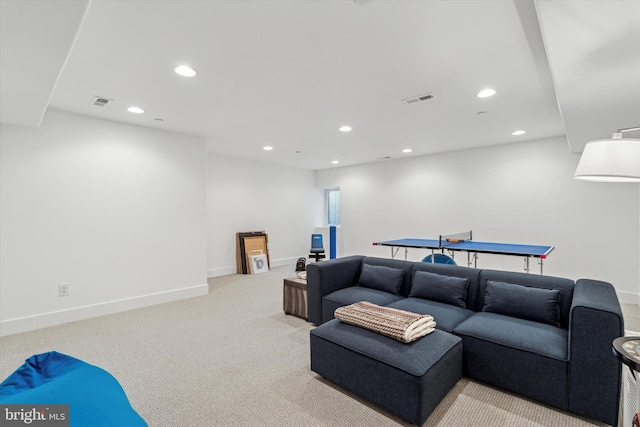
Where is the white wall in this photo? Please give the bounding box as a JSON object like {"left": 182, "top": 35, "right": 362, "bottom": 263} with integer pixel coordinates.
{"left": 316, "top": 137, "right": 640, "bottom": 302}
{"left": 0, "top": 109, "right": 208, "bottom": 335}
{"left": 207, "top": 154, "right": 323, "bottom": 276}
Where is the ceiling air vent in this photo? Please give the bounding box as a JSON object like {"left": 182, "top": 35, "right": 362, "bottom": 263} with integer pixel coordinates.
{"left": 403, "top": 93, "right": 435, "bottom": 105}
{"left": 90, "top": 96, "right": 113, "bottom": 107}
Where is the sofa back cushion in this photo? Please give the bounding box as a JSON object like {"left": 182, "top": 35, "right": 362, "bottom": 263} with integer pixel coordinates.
{"left": 361, "top": 257, "right": 415, "bottom": 296}
{"left": 409, "top": 271, "right": 469, "bottom": 308}
{"left": 412, "top": 262, "right": 482, "bottom": 310}
{"left": 358, "top": 264, "right": 404, "bottom": 295}
{"left": 479, "top": 270, "right": 574, "bottom": 328}
{"left": 482, "top": 280, "right": 562, "bottom": 327}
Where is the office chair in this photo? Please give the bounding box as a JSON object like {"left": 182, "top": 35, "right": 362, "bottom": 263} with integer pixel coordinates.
{"left": 309, "top": 234, "right": 326, "bottom": 262}
{"left": 421, "top": 253, "right": 457, "bottom": 265}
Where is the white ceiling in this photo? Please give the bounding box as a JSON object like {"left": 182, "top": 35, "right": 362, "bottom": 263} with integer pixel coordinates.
{"left": 0, "top": 0, "right": 89, "bottom": 127}
{"left": 535, "top": 0, "right": 640, "bottom": 150}
{"left": 1, "top": 0, "right": 639, "bottom": 170}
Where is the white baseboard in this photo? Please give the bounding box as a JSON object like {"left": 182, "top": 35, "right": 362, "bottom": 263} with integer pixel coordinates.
{"left": 617, "top": 291, "right": 639, "bottom": 305}
{"left": 270, "top": 257, "right": 299, "bottom": 268}
{"left": 0, "top": 283, "right": 209, "bottom": 337}
{"left": 207, "top": 266, "right": 237, "bottom": 277}
{"left": 207, "top": 257, "right": 300, "bottom": 278}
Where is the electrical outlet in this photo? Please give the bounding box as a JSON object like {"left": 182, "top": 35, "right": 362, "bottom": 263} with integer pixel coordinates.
{"left": 59, "top": 284, "right": 69, "bottom": 297}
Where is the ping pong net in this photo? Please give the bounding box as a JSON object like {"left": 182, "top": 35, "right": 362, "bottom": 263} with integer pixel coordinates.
{"left": 438, "top": 230, "right": 472, "bottom": 248}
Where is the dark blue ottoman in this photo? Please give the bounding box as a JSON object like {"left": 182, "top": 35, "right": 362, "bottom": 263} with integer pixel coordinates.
{"left": 310, "top": 319, "right": 462, "bottom": 425}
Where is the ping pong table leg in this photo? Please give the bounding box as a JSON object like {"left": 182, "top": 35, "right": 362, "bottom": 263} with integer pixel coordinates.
{"left": 524, "top": 257, "right": 546, "bottom": 274}
{"left": 390, "top": 246, "right": 407, "bottom": 260}
{"left": 466, "top": 252, "right": 478, "bottom": 268}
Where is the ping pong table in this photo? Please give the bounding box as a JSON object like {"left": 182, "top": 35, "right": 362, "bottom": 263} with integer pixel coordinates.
{"left": 372, "top": 235, "right": 554, "bottom": 274}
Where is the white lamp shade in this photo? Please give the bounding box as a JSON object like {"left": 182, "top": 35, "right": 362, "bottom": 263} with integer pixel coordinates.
{"left": 574, "top": 138, "right": 640, "bottom": 182}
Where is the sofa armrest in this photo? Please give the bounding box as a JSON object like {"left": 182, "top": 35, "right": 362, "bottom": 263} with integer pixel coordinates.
{"left": 306, "top": 255, "right": 364, "bottom": 325}
{"left": 568, "top": 279, "right": 624, "bottom": 426}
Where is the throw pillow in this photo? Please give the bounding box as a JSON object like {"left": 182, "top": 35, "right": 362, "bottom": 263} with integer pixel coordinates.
{"left": 358, "top": 263, "right": 405, "bottom": 295}
{"left": 409, "top": 270, "right": 469, "bottom": 308}
{"left": 482, "top": 280, "right": 561, "bottom": 327}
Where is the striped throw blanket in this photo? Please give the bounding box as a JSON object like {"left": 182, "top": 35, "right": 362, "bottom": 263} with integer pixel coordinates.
{"left": 334, "top": 301, "right": 436, "bottom": 343}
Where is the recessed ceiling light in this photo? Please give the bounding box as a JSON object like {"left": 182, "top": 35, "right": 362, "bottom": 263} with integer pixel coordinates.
{"left": 175, "top": 65, "right": 196, "bottom": 77}
{"left": 127, "top": 106, "right": 144, "bottom": 114}
{"left": 476, "top": 89, "right": 496, "bottom": 98}
{"left": 339, "top": 126, "right": 352, "bottom": 132}
{"left": 332, "top": 160, "right": 340, "bottom": 164}
{"left": 402, "top": 148, "right": 412, "bottom": 153}
{"left": 263, "top": 146, "right": 273, "bottom": 151}
{"left": 512, "top": 130, "right": 526, "bottom": 136}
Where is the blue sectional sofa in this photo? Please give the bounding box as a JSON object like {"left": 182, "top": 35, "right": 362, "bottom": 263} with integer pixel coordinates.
{"left": 307, "top": 255, "right": 624, "bottom": 426}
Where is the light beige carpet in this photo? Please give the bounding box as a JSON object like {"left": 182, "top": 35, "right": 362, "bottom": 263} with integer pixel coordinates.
{"left": 1, "top": 265, "right": 630, "bottom": 426}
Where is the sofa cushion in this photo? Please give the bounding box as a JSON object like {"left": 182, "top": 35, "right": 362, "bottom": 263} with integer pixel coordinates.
{"left": 312, "top": 319, "right": 462, "bottom": 376}
{"left": 454, "top": 312, "right": 568, "bottom": 360}
{"left": 386, "top": 298, "right": 474, "bottom": 333}
{"left": 358, "top": 263, "right": 404, "bottom": 295}
{"left": 363, "top": 257, "right": 415, "bottom": 297}
{"left": 322, "top": 287, "right": 404, "bottom": 324}
{"left": 453, "top": 312, "right": 569, "bottom": 409}
{"left": 409, "top": 271, "right": 469, "bottom": 308}
{"left": 478, "top": 270, "right": 574, "bottom": 328}
{"left": 482, "top": 280, "right": 561, "bottom": 327}
{"left": 412, "top": 263, "right": 482, "bottom": 311}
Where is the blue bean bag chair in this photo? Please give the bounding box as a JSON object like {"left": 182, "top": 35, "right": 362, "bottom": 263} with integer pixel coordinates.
{"left": 0, "top": 351, "right": 147, "bottom": 426}
{"left": 421, "top": 253, "right": 457, "bottom": 265}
